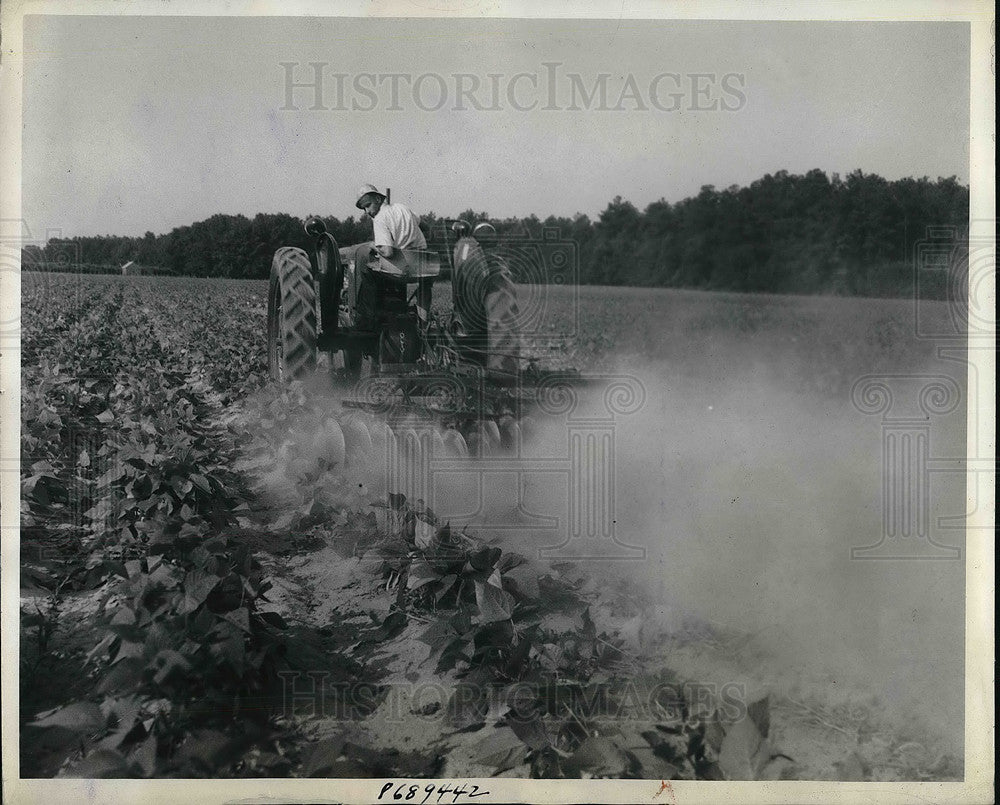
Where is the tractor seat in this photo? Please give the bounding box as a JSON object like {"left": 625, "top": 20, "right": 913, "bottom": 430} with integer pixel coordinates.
{"left": 368, "top": 249, "right": 441, "bottom": 282}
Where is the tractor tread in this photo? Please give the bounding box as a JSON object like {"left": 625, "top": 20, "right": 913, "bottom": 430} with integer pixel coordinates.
{"left": 268, "top": 247, "right": 318, "bottom": 381}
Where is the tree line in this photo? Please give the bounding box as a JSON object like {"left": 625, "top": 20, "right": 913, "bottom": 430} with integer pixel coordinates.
{"left": 22, "top": 169, "right": 968, "bottom": 297}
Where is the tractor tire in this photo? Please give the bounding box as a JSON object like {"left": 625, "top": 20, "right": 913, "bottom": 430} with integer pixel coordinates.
{"left": 268, "top": 247, "right": 317, "bottom": 382}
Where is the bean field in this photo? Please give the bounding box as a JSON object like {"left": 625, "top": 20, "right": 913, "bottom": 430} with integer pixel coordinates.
{"left": 18, "top": 272, "right": 965, "bottom": 781}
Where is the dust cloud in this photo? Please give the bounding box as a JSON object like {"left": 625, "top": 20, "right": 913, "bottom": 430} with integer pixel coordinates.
{"left": 261, "top": 298, "right": 966, "bottom": 758}
{"left": 607, "top": 355, "right": 964, "bottom": 754}
{"left": 419, "top": 338, "right": 966, "bottom": 758}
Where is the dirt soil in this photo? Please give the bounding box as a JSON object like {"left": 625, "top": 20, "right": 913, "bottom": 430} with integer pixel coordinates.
{"left": 247, "top": 523, "right": 960, "bottom": 782}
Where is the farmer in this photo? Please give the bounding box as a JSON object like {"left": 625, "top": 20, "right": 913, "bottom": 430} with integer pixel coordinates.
{"left": 449, "top": 221, "right": 520, "bottom": 376}
{"left": 351, "top": 183, "right": 428, "bottom": 331}
{"left": 355, "top": 183, "right": 427, "bottom": 257}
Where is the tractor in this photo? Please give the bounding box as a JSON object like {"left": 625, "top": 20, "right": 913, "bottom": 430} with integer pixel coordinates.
{"left": 266, "top": 213, "right": 583, "bottom": 453}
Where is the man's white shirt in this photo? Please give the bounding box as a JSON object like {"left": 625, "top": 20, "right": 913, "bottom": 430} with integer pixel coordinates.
{"left": 372, "top": 203, "right": 427, "bottom": 250}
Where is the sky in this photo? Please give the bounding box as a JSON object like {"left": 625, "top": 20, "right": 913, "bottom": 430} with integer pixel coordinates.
{"left": 20, "top": 15, "right": 970, "bottom": 238}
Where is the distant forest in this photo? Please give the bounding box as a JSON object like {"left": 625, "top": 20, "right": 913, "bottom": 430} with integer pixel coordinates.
{"left": 23, "top": 169, "right": 968, "bottom": 298}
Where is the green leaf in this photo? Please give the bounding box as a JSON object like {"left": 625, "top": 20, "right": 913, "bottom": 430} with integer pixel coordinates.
{"left": 131, "top": 473, "right": 153, "bottom": 500}
{"left": 469, "top": 546, "right": 502, "bottom": 572}
{"left": 563, "top": 736, "right": 630, "bottom": 778}
{"left": 414, "top": 505, "right": 438, "bottom": 527}
{"left": 435, "top": 636, "right": 472, "bottom": 674}
{"left": 435, "top": 573, "right": 458, "bottom": 602}
{"left": 148, "top": 562, "right": 179, "bottom": 589}
{"left": 179, "top": 569, "right": 220, "bottom": 614}
{"left": 378, "top": 610, "right": 408, "bottom": 640}
{"left": 747, "top": 694, "right": 770, "bottom": 738}
{"left": 445, "top": 683, "right": 489, "bottom": 731}
{"left": 416, "top": 619, "right": 456, "bottom": 649}
{"left": 31, "top": 702, "right": 104, "bottom": 732}
{"left": 129, "top": 732, "right": 157, "bottom": 777}
{"left": 358, "top": 610, "right": 408, "bottom": 645}
{"left": 221, "top": 607, "right": 251, "bottom": 633}
{"left": 503, "top": 563, "right": 541, "bottom": 600}
{"left": 472, "top": 727, "right": 527, "bottom": 773}
{"left": 717, "top": 715, "right": 768, "bottom": 780}
{"left": 190, "top": 473, "right": 211, "bottom": 494}
{"left": 219, "top": 635, "right": 246, "bottom": 670}
{"left": 474, "top": 580, "right": 514, "bottom": 623}
{"left": 111, "top": 640, "right": 144, "bottom": 665}
{"left": 110, "top": 607, "right": 137, "bottom": 626}
{"left": 627, "top": 747, "right": 680, "bottom": 780}
{"left": 170, "top": 476, "right": 194, "bottom": 498}
{"left": 62, "top": 749, "right": 130, "bottom": 778}
{"left": 507, "top": 716, "right": 551, "bottom": 751}
{"left": 304, "top": 735, "right": 348, "bottom": 777}
{"left": 703, "top": 709, "right": 726, "bottom": 753}
{"left": 407, "top": 559, "right": 441, "bottom": 590}
{"left": 97, "top": 465, "right": 127, "bottom": 486}
{"left": 98, "top": 658, "right": 144, "bottom": 694}
{"left": 258, "top": 611, "right": 287, "bottom": 630}
{"left": 496, "top": 551, "right": 528, "bottom": 573}
{"left": 176, "top": 729, "right": 243, "bottom": 772}
{"left": 152, "top": 649, "right": 193, "bottom": 685}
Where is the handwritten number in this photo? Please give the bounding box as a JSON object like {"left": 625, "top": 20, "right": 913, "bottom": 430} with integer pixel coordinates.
{"left": 384, "top": 782, "right": 490, "bottom": 802}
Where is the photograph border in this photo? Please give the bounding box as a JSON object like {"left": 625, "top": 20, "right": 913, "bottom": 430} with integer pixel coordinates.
{"left": 1, "top": 1, "right": 993, "bottom": 803}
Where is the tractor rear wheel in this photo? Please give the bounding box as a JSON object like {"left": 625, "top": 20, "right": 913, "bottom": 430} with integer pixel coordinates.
{"left": 268, "top": 247, "right": 317, "bottom": 381}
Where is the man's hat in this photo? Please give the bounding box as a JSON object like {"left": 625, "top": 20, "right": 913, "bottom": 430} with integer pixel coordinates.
{"left": 472, "top": 222, "right": 498, "bottom": 247}
{"left": 356, "top": 184, "right": 387, "bottom": 209}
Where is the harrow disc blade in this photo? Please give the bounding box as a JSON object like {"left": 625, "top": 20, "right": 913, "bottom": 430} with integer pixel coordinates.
{"left": 482, "top": 420, "right": 501, "bottom": 452}
{"left": 432, "top": 429, "right": 447, "bottom": 458}
{"left": 320, "top": 418, "right": 346, "bottom": 468}
{"left": 341, "top": 414, "right": 373, "bottom": 457}
{"left": 442, "top": 428, "right": 469, "bottom": 458}
{"left": 498, "top": 416, "right": 521, "bottom": 451}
